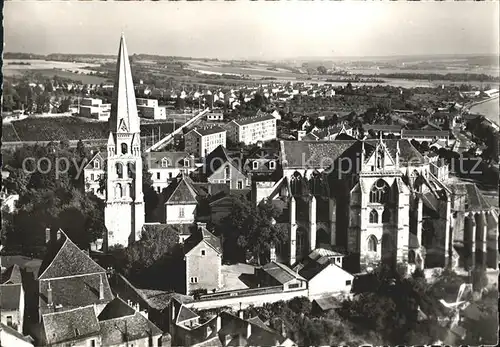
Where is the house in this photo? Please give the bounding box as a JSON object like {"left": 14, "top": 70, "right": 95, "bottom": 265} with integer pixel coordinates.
{"left": 0, "top": 265, "right": 24, "bottom": 333}
{"left": 302, "top": 123, "right": 354, "bottom": 141}
{"left": 312, "top": 297, "right": 341, "bottom": 315}
{"left": 98, "top": 297, "right": 168, "bottom": 347}
{"left": 257, "top": 261, "right": 307, "bottom": 292}
{"left": 183, "top": 223, "right": 222, "bottom": 295}
{"left": 244, "top": 147, "right": 281, "bottom": 182}
{"left": 146, "top": 151, "right": 197, "bottom": 193}
{"left": 294, "top": 249, "right": 354, "bottom": 297}
{"left": 0, "top": 323, "right": 34, "bottom": 347}
{"left": 271, "top": 110, "right": 281, "bottom": 120}
{"left": 185, "top": 126, "right": 227, "bottom": 158}
{"left": 192, "top": 145, "right": 248, "bottom": 190}
{"left": 136, "top": 98, "right": 167, "bottom": 120}
{"left": 401, "top": 129, "right": 450, "bottom": 143}
{"left": 79, "top": 97, "right": 111, "bottom": 122}
{"left": 40, "top": 306, "right": 101, "bottom": 347}
{"left": 363, "top": 124, "right": 403, "bottom": 137}
{"left": 83, "top": 151, "right": 106, "bottom": 199}
{"left": 207, "top": 112, "right": 224, "bottom": 121}
{"left": 37, "top": 229, "right": 114, "bottom": 320}
{"left": 226, "top": 114, "right": 277, "bottom": 146}
{"left": 297, "top": 117, "right": 312, "bottom": 131}
{"left": 162, "top": 173, "right": 200, "bottom": 225}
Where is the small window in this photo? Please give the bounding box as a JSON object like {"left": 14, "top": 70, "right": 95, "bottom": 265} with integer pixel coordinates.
{"left": 190, "top": 277, "right": 198, "bottom": 283}
{"left": 288, "top": 283, "right": 300, "bottom": 289}
{"left": 225, "top": 166, "right": 230, "bottom": 178}
{"left": 93, "top": 160, "right": 100, "bottom": 169}
{"left": 156, "top": 172, "right": 160, "bottom": 180}
{"left": 90, "top": 340, "right": 96, "bottom": 347}
{"left": 6, "top": 316, "right": 12, "bottom": 327}
{"left": 369, "top": 209, "right": 378, "bottom": 223}
{"left": 345, "top": 280, "right": 352, "bottom": 286}
{"left": 179, "top": 207, "right": 185, "bottom": 218}
{"left": 201, "top": 249, "right": 206, "bottom": 256}
{"left": 169, "top": 172, "right": 173, "bottom": 179}
{"left": 91, "top": 173, "right": 95, "bottom": 181}
{"left": 237, "top": 180, "right": 243, "bottom": 189}
{"left": 253, "top": 161, "right": 258, "bottom": 170}
{"left": 269, "top": 161, "right": 276, "bottom": 170}
{"left": 121, "top": 143, "right": 128, "bottom": 155}
{"left": 161, "top": 158, "right": 169, "bottom": 168}
{"left": 184, "top": 159, "right": 190, "bottom": 167}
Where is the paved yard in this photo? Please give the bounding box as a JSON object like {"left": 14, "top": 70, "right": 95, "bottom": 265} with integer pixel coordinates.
{"left": 220, "top": 263, "right": 257, "bottom": 291}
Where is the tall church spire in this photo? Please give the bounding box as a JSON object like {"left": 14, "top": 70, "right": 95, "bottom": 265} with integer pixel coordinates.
{"left": 109, "top": 34, "right": 140, "bottom": 134}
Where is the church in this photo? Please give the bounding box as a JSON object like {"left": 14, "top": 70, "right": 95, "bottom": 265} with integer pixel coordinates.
{"left": 253, "top": 137, "right": 497, "bottom": 273}
{"left": 102, "top": 34, "right": 497, "bottom": 276}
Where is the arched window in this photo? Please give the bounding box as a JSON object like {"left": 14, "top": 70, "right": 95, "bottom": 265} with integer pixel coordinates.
{"left": 377, "top": 148, "right": 384, "bottom": 169}
{"left": 116, "top": 183, "right": 123, "bottom": 198}
{"left": 382, "top": 208, "right": 391, "bottom": 223}
{"left": 127, "top": 163, "right": 135, "bottom": 178}
{"left": 368, "top": 235, "right": 377, "bottom": 252}
{"left": 224, "top": 166, "right": 230, "bottom": 179}
{"left": 291, "top": 171, "right": 303, "bottom": 195}
{"left": 408, "top": 250, "right": 416, "bottom": 264}
{"left": 369, "top": 179, "right": 390, "bottom": 203}
{"left": 369, "top": 209, "right": 378, "bottom": 223}
{"left": 116, "top": 163, "right": 123, "bottom": 179}
{"left": 161, "top": 158, "right": 169, "bottom": 168}
{"left": 128, "top": 183, "right": 134, "bottom": 199}
{"left": 121, "top": 143, "right": 128, "bottom": 155}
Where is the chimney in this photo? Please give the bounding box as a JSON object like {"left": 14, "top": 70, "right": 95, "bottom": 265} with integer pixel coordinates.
{"left": 246, "top": 322, "right": 252, "bottom": 339}
{"left": 99, "top": 275, "right": 105, "bottom": 300}
{"left": 238, "top": 310, "right": 244, "bottom": 320}
{"left": 216, "top": 315, "right": 222, "bottom": 332}
{"left": 47, "top": 281, "right": 53, "bottom": 306}
{"left": 45, "top": 228, "right": 51, "bottom": 244}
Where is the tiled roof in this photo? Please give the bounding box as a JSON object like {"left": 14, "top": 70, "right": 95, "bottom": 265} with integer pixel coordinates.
{"left": 297, "top": 259, "right": 330, "bottom": 281}
{"left": 246, "top": 316, "right": 272, "bottom": 331}
{"left": 99, "top": 311, "right": 163, "bottom": 345}
{"left": 42, "top": 305, "right": 100, "bottom": 345}
{"left": 39, "top": 273, "right": 113, "bottom": 308}
{"left": 364, "top": 124, "right": 402, "bottom": 132}
{"left": 195, "top": 145, "right": 244, "bottom": 179}
{"left": 176, "top": 305, "right": 199, "bottom": 324}
{"left": 146, "top": 151, "right": 191, "bottom": 169}
{"left": 261, "top": 261, "right": 305, "bottom": 284}
{"left": 314, "top": 297, "right": 341, "bottom": 311}
{"left": 38, "top": 231, "right": 106, "bottom": 280}
{"left": 84, "top": 151, "right": 107, "bottom": 170}
{"left": 0, "top": 284, "right": 22, "bottom": 310}
{"left": 232, "top": 114, "right": 276, "bottom": 126}
{"left": 280, "top": 140, "right": 356, "bottom": 169}
{"left": 1, "top": 264, "right": 22, "bottom": 284}
{"left": 163, "top": 175, "right": 199, "bottom": 204}
{"left": 0, "top": 323, "right": 33, "bottom": 344}
{"left": 402, "top": 130, "right": 450, "bottom": 137}
{"left": 138, "top": 290, "right": 193, "bottom": 311}
{"left": 97, "top": 297, "right": 135, "bottom": 320}
{"left": 184, "top": 226, "right": 222, "bottom": 255}
{"left": 308, "top": 248, "right": 343, "bottom": 261}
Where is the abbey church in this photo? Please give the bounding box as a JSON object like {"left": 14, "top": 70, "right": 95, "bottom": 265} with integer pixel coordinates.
{"left": 102, "top": 35, "right": 497, "bottom": 275}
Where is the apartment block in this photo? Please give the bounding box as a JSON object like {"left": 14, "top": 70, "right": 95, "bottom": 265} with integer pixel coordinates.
{"left": 185, "top": 126, "right": 226, "bottom": 158}
{"left": 226, "top": 114, "right": 277, "bottom": 145}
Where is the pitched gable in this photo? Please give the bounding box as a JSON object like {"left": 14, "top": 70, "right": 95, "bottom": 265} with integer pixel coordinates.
{"left": 165, "top": 176, "right": 199, "bottom": 205}
{"left": 38, "top": 232, "right": 106, "bottom": 280}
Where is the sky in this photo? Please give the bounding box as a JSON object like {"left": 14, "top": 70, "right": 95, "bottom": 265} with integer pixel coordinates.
{"left": 4, "top": 1, "right": 500, "bottom": 60}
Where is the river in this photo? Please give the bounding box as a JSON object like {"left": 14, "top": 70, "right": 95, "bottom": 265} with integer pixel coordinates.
{"left": 469, "top": 97, "right": 500, "bottom": 124}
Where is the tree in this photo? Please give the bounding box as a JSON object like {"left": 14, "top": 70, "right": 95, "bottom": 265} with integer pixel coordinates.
{"left": 316, "top": 66, "right": 328, "bottom": 75}
{"left": 218, "top": 197, "right": 288, "bottom": 265}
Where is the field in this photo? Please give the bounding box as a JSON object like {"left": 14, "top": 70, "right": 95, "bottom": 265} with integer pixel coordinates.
{"left": 2, "top": 116, "right": 177, "bottom": 143}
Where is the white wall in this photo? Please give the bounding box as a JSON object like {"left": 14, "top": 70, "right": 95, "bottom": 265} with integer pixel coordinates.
{"left": 308, "top": 264, "right": 353, "bottom": 298}
{"left": 165, "top": 204, "right": 197, "bottom": 224}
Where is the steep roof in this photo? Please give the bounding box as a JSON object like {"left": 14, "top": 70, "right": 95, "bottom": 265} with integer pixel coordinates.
{"left": 184, "top": 226, "right": 222, "bottom": 255}
{"left": 99, "top": 311, "right": 163, "bottom": 345}
{"left": 261, "top": 261, "right": 305, "bottom": 284}
{"left": 84, "top": 151, "right": 107, "bottom": 170}
{"left": 464, "top": 183, "right": 491, "bottom": 211}
{"left": 280, "top": 140, "right": 356, "bottom": 169}
{"left": 196, "top": 145, "right": 245, "bottom": 179}
{"left": 39, "top": 273, "right": 114, "bottom": 308}
{"left": 1, "top": 264, "right": 22, "bottom": 284}
{"left": 42, "top": 306, "right": 100, "bottom": 345}
{"left": 176, "top": 305, "right": 199, "bottom": 324}
{"left": 142, "top": 223, "right": 193, "bottom": 237}
{"left": 0, "top": 284, "right": 22, "bottom": 310}
{"left": 163, "top": 174, "right": 199, "bottom": 205}
{"left": 37, "top": 231, "right": 106, "bottom": 280}
{"left": 109, "top": 34, "right": 140, "bottom": 134}
{"left": 97, "top": 297, "right": 135, "bottom": 321}
{"left": 147, "top": 151, "right": 191, "bottom": 169}
{"left": 0, "top": 323, "right": 34, "bottom": 344}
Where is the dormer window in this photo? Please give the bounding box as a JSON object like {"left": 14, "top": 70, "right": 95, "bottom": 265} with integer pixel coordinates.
{"left": 94, "top": 160, "right": 100, "bottom": 169}
{"left": 161, "top": 158, "right": 169, "bottom": 168}
{"left": 184, "top": 159, "right": 190, "bottom": 168}
{"left": 253, "top": 161, "right": 259, "bottom": 170}
{"left": 269, "top": 161, "right": 276, "bottom": 170}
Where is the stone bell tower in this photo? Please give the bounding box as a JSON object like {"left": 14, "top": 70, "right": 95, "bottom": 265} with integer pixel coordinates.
{"left": 105, "top": 34, "right": 144, "bottom": 248}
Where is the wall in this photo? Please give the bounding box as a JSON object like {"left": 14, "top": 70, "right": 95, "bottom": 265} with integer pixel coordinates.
{"left": 0, "top": 328, "right": 33, "bottom": 347}
{"left": 165, "top": 204, "right": 197, "bottom": 225}
{"left": 50, "top": 335, "right": 101, "bottom": 347}
{"left": 307, "top": 264, "right": 353, "bottom": 298}
{"left": 186, "top": 288, "right": 308, "bottom": 311}
{"left": 207, "top": 162, "right": 247, "bottom": 190}
{"left": 186, "top": 242, "right": 222, "bottom": 295}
